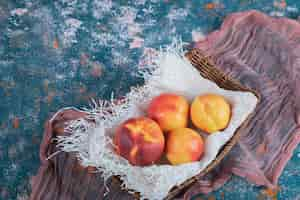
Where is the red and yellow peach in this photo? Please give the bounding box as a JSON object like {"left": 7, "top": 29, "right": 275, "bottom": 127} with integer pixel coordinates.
{"left": 191, "top": 94, "right": 231, "bottom": 133}
{"left": 114, "top": 117, "right": 165, "bottom": 166}
{"left": 166, "top": 128, "right": 204, "bottom": 165}
{"left": 147, "top": 93, "right": 189, "bottom": 132}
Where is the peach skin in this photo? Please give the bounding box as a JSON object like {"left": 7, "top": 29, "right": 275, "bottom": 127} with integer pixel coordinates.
{"left": 190, "top": 94, "right": 231, "bottom": 133}
{"left": 114, "top": 117, "right": 165, "bottom": 166}
{"left": 147, "top": 93, "right": 189, "bottom": 132}
{"left": 166, "top": 128, "right": 204, "bottom": 165}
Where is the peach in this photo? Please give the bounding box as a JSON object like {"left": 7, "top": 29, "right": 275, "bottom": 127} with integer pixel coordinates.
{"left": 166, "top": 128, "right": 204, "bottom": 165}
{"left": 114, "top": 117, "right": 165, "bottom": 166}
{"left": 191, "top": 94, "right": 231, "bottom": 133}
{"left": 147, "top": 93, "right": 189, "bottom": 132}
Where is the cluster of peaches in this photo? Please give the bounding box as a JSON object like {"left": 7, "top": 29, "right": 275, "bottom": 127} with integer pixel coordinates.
{"left": 113, "top": 93, "right": 231, "bottom": 166}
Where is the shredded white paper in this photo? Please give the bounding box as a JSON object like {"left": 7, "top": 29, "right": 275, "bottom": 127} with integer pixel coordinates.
{"left": 54, "top": 41, "right": 258, "bottom": 200}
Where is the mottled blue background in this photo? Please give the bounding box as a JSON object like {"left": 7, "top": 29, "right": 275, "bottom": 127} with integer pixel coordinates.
{"left": 0, "top": 0, "right": 299, "bottom": 199}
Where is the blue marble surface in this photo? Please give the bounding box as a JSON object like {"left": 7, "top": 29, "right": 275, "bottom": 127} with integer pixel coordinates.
{"left": 0, "top": 0, "right": 299, "bottom": 199}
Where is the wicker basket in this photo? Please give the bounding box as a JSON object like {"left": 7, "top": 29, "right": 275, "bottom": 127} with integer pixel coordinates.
{"left": 111, "top": 48, "right": 260, "bottom": 200}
